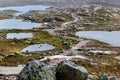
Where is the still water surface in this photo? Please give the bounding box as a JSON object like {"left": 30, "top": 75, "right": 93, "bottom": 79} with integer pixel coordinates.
{"left": 7, "top": 33, "right": 33, "bottom": 39}
{"left": 0, "top": 5, "right": 49, "bottom": 29}
{"left": 75, "top": 31, "right": 120, "bottom": 46}
{"left": 21, "top": 44, "right": 55, "bottom": 52}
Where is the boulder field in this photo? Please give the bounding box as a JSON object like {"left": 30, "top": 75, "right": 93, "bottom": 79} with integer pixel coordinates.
{"left": 17, "top": 60, "right": 88, "bottom": 80}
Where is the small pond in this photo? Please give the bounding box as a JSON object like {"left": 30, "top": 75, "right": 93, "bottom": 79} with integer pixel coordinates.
{"left": 21, "top": 44, "right": 55, "bottom": 52}
{"left": 75, "top": 31, "right": 120, "bottom": 46}
{"left": 6, "top": 33, "right": 33, "bottom": 39}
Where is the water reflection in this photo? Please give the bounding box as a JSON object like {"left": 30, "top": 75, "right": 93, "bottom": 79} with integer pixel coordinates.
{"left": 75, "top": 31, "right": 120, "bottom": 46}
{"left": 7, "top": 33, "right": 33, "bottom": 39}
{"left": 21, "top": 44, "right": 55, "bottom": 52}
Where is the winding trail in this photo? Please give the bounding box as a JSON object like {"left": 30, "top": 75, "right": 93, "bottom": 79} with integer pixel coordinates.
{"left": 71, "top": 40, "right": 90, "bottom": 51}
{"left": 44, "top": 13, "right": 78, "bottom": 36}
{"left": 61, "top": 13, "right": 79, "bottom": 28}
{"left": 44, "top": 13, "right": 90, "bottom": 54}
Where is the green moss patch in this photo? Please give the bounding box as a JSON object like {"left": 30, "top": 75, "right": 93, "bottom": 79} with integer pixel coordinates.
{"left": 0, "top": 39, "right": 28, "bottom": 53}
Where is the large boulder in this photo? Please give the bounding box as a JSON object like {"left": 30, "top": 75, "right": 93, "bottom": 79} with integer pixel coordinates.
{"left": 17, "top": 60, "right": 56, "bottom": 80}
{"left": 17, "top": 60, "right": 89, "bottom": 80}
{"left": 55, "top": 60, "right": 88, "bottom": 80}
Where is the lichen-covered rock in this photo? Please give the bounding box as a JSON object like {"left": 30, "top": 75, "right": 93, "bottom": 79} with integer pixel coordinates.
{"left": 55, "top": 60, "right": 88, "bottom": 80}
{"left": 97, "top": 73, "right": 108, "bottom": 80}
{"left": 17, "top": 60, "right": 56, "bottom": 80}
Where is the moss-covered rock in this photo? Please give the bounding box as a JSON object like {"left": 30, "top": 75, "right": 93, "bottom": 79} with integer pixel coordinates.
{"left": 17, "top": 60, "right": 89, "bottom": 80}
{"left": 17, "top": 60, "right": 56, "bottom": 80}
{"left": 55, "top": 60, "right": 88, "bottom": 80}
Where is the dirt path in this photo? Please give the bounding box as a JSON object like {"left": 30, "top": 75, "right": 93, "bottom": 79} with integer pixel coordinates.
{"left": 61, "top": 13, "right": 78, "bottom": 28}
{"left": 43, "top": 27, "right": 64, "bottom": 36}
{"left": 0, "top": 65, "right": 24, "bottom": 75}
{"left": 44, "top": 13, "right": 78, "bottom": 36}
{"left": 44, "top": 13, "right": 90, "bottom": 54}
{"left": 71, "top": 40, "right": 90, "bottom": 51}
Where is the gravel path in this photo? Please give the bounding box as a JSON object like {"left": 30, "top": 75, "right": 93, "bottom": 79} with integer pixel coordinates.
{"left": 0, "top": 65, "right": 24, "bottom": 75}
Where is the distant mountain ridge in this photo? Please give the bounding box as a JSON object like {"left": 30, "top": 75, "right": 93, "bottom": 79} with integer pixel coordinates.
{"left": 0, "top": 0, "right": 40, "bottom": 7}
{"left": 0, "top": 0, "right": 120, "bottom": 7}
{"left": 49, "top": 0, "right": 120, "bottom": 7}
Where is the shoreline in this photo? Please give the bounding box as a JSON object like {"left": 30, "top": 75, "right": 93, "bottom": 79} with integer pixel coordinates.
{"left": 0, "top": 3, "right": 120, "bottom": 79}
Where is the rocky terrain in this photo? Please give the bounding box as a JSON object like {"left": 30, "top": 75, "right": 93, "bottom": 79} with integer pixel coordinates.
{"left": 48, "top": 5, "right": 120, "bottom": 30}
{"left": 0, "top": 1, "right": 120, "bottom": 80}
{"left": 16, "top": 60, "right": 118, "bottom": 80}
{"left": 0, "top": 60, "right": 88, "bottom": 80}
{"left": 1, "top": 54, "right": 120, "bottom": 80}
{"left": 38, "top": 0, "right": 120, "bottom": 7}
{"left": 17, "top": 60, "right": 89, "bottom": 80}
{"left": 0, "top": 10, "right": 17, "bottom": 20}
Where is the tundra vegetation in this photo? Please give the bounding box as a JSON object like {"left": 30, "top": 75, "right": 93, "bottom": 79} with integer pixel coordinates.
{"left": 0, "top": 5, "right": 120, "bottom": 79}
{"left": 0, "top": 10, "right": 18, "bottom": 20}
{"left": 0, "top": 29, "right": 77, "bottom": 66}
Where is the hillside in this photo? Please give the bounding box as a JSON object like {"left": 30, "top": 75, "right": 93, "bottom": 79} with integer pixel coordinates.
{"left": 0, "top": 0, "right": 40, "bottom": 7}
{"left": 0, "top": 0, "right": 120, "bottom": 7}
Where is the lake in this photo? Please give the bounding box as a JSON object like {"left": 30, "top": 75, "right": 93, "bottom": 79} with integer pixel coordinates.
{"left": 75, "top": 31, "right": 120, "bottom": 46}
{"left": 7, "top": 33, "right": 33, "bottom": 39}
{"left": 0, "top": 5, "right": 50, "bottom": 29}
{"left": 0, "top": 5, "right": 50, "bottom": 13}
{"left": 21, "top": 44, "right": 55, "bottom": 52}
{"left": 0, "top": 19, "right": 41, "bottom": 29}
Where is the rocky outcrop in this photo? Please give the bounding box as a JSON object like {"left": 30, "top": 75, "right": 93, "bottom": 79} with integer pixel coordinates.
{"left": 17, "top": 60, "right": 88, "bottom": 80}
{"left": 17, "top": 60, "right": 56, "bottom": 80}
{"left": 56, "top": 61, "right": 88, "bottom": 80}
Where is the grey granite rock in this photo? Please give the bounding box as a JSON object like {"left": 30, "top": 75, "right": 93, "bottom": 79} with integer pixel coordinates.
{"left": 55, "top": 60, "right": 88, "bottom": 80}
{"left": 17, "top": 60, "right": 56, "bottom": 80}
